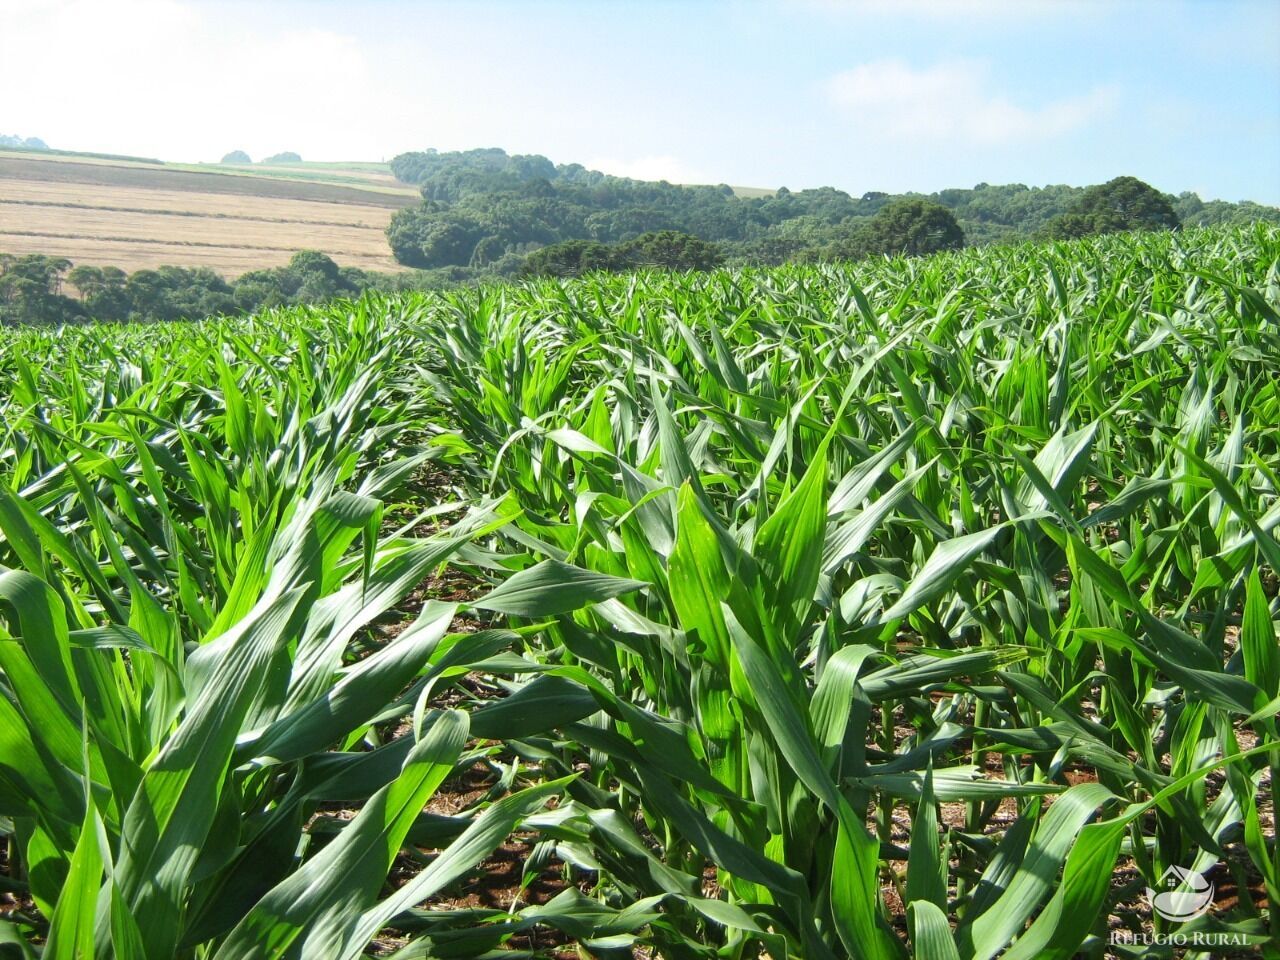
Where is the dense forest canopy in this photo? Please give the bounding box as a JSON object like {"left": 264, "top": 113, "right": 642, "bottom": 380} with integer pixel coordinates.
{"left": 386, "top": 147, "right": 1280, "bottom": 279}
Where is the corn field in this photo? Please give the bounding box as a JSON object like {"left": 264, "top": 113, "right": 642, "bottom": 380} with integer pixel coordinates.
{"left": 0, "top": 224, "right": 1277, "bottom": 959}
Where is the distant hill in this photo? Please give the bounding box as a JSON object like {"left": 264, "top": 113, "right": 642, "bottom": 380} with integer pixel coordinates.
{"left": 384, "top": 147, "right": 1280, "bottom": 274}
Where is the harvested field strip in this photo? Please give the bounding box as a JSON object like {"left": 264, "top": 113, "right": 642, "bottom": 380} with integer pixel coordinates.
{"left": 202, "top": 161, "right": 406, "bottom": 188}
{"left": 0, "top": 198, "right": 384, "bottom": 229}
{"left": 0, "top": 176, "right": 409, "bottom": 218}
{"left": 0, "top": 234, "right": 407, "bottom": 274}
{"left": 0, "top": 207, "right": 390, "bottom": 254}
{"left": 0, "top": 155, "right": 418, "bottom": 206}
{"left": 0, "top": 228, "right": 379, "bottom": 258}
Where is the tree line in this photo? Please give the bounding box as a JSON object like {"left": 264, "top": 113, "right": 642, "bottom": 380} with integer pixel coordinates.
{"left": 0, "top": 250, "right": 447, "bottom": 326}
{"left": 219, "top": 150, "right": 303, "bottom": 164}
{"left": 385, "top": 148, "right": 1279, "bottom": 279}
{"left": 0, "top": 134, "right": 49, "bottom": 150}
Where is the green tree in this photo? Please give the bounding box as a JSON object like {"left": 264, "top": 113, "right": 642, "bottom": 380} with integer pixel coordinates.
{"left": 68, "top": 264, "right": 130, "bottom": 321}
{"left": 232, "top": 271, "right": 287, "bottom": 312}
{"left": 386, "top": 208, "right": 489, "bottom": 269}
{"left": 0, "top": 134, "right": 49, "bottom": 150}
{"left": 118, "top": 267, "right": 232, "bottom": 321}
{"left": 220, "top": 150, "right": 252, "bottom": 164}
{"left": 1173, "top": 192, "right": 1280, "bottom": 229}
{"left": 262, "top": 151, "right": 302, "bottom": 164}
{"left": 858, "top": 198, "right": 965, "bottom": 257}
{"left": 616, "top": 231, "right": 724, "bottom": 271}
{"left": 522, "top": 232, "right": 724, "bottom": 277}
{"left": 522, "top": 240, "right": 618, "bottom": 278}
{"left": 0, "top": 254, "right": 83, "bottom": 325}
{"left": 1044, "top": 176, "right": 1179, "bottom": 239}
{"left": 285, "top": 250, "right": 343, "bottom": 299}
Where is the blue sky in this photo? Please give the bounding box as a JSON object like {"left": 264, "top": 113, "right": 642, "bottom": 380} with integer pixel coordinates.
{"left": 3, "top": 0, "right": 1277, "bottom": 202}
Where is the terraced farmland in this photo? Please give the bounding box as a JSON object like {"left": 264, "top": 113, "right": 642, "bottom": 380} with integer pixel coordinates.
{"left": 0, "top": 225, "right": 1277, "bottom": 958}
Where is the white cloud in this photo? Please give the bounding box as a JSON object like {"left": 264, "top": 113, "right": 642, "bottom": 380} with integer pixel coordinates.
{"left": 0, "top": 0, "right": 414, "bottom": 161}
{"left": 826, "top": 59, "right": 1116, "bottom": 144}
{"left": 583, "top": 154, "right": 711, "bottom": 184}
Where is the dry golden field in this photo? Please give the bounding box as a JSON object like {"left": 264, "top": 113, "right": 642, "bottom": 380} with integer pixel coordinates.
{"left": 0, "top": 152, "right": 419, "bottom": 276}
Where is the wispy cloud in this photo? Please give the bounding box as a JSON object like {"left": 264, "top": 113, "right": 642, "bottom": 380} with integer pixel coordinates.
{"left": 826, "top": 60, "right": 1117, "bottom": 144}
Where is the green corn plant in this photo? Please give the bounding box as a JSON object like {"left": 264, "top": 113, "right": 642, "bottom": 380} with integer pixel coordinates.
{"left": 408, "top": 225, "right": 1279, "bottom": 957}
{"left": 0, "top": 314, "right": 579, "bottom": 957}
{"left": 1, "top": 223, "right": 1277, "bottom": 959}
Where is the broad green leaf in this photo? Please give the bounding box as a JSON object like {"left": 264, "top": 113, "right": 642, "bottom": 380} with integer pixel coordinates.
{"left": 213, "top": 711, "right": 468, "bottom": 960}
{"left": 475, "top": 558, "right": 647, "bottom": 617}
{"left": 43, "top": 804, "right": 105, "bottom": 960}
{"left": 904, "top": 764, "right": 946, "bottom": 912}
{"left": 883, "top": 526, "right": 1004, "bottom": 621}
{"left": 116, "top": 587, "right": 309, "bottom": 960}
{"left": 755, "top": 445, "right": 827, "bottom": 635}
{"left": 336, "top": 779, "right": 572, "bottom": 959}
{"left": 1242, "top": 565, "right": 1280, "bottom": 698}
{"left": 908, "top": 900, "right": 960, "bottom": 960}
{"left": 960, "top": 782, "right": 1114, "bottom": 960}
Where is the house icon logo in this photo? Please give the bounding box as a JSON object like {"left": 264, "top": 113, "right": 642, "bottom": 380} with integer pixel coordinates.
{"left": 1146, "top": 865, "right": 1214, "bottom": 922}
